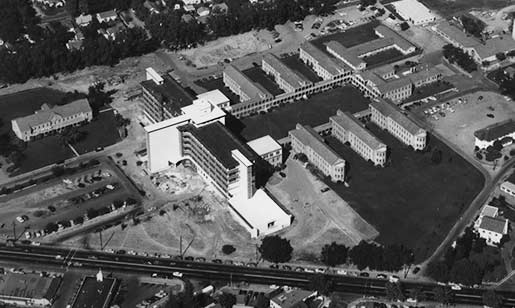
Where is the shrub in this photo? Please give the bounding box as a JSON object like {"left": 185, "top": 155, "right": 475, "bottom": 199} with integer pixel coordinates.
{"left": 222, "top": 244, "right": 236, "bottom": 255}
{"left": 476, "top": 152, "right": 483, "bottom": 160}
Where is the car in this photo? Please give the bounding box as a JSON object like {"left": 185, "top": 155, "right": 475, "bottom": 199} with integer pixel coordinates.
{"left": 282, "top": 265, "right": 292, "bottom": 270}
{"left": 320, "top": 187, "right": 330, "bottom": 193}
{"left": 359, "top": 272, "right": 370, "bottom": 277}
{"left": 304, "top": 268, "right": 315, "bottom": 273}
{"left": 246, "top": 262, "right": 258, "bottom": 267}
{"left": 151, "top": 273, "right": 158, "bottom": 278}
{"left": 315, "top": 268, "right": 325, "bottom": 273}
{"left": 128, "top": 250, "right": 136, "bottom": 255}
{"left": 184, "top": 256, "right": 194, "bottom": 261}
{"left": 195, "top": 257, "right": 206, "bottom": 262}
{"left": 234, "top": 261, "right": 245, "bottom": 266}
{"left": 270, "top": 264, "right": 279, "bottom": 269}
{"left": 376, "top": 274, "right": 387, "bottom": 279}
{"left": 450, "top": 283, "right": 461, "bottom": 290}
{"left": 24, "top": 232, "right": 31, "bottom": 239}
{"left": 274, "top": 38, "right": 282, "bottom": 43}
{"left": 294, "top": 267, "right": 304, "bottom": 272}
{"left": 55, "top": 255, "right": 63, "bottom": 260}
{"left": 389, "top": 275, "right": 400, "bottom": 282}
{"left": 478, "top": 95, "right": 484, "bottom": 101}
{"left": 412, "top": 267, "right": 420, "bottom": 274}
{"left": 312, "top": 22, "right": 321, "bottom": 29}
{"left": 224, "top": 260, "right": 234, "bottom": 265}
{"left": 16, "top": 216, "right": 25, "bottom": 223}
{"left": 279, "top": 172, "right": 286, "bottom": 178}
{"left": 212, "top": 259, "right": 222, "bottom": 264}
{"left": 95, "top": 147, "right": 104, "bottom": 152}
{"left": 173, "top": 271, "right": 183, "bottom": 278}
{"left": 105, "top": 249, "right": 115, "bottom": 253}
{"left": 336, "top": 269, "right": 347, "bottom": 275}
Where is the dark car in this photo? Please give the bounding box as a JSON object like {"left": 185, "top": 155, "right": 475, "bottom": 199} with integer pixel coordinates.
{"left": 270, "top": 264, "right": 279, "bottom": 269}
{"left": 282, "top": 265, "right": 292, "bottom": 270}
{"left": 184, "top": 256, "right": 194, "bottom": 261}
{"left": 294, "top": 267, "right": 304, "bottom": 272}
{"left": 116, "top": 249, "right": 126, "bottom": 254}
{"left": 312, "top": 22, "right": 321, "bottom": 29}
{"left": 212, "top": 259, "right": 223, "bottom": 264}
{"left": 246, "top": 262, "right": 258, "bottom": 267}
{"left": 359, "top": 272, "right": 370, "bottom": 277}
{"left": 413, "top": 267, "right": 421, "bottom": 274}
{"left": 195, "top": 257, "right": 206, "bottom": 262}
{"left": 279, "top": 172, "right": 286, "bottom": 178}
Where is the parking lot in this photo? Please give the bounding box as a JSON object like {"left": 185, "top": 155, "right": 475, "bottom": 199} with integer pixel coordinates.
{"left": 0, "top": 159, "right": 141, "bottom": 241}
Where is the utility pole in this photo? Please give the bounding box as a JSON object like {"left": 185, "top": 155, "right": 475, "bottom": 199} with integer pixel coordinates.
{"left": 11, "top": 221, "right": 16, "bottom": 241}
{"left": 99, "top": 230, "right": 103, "bottom": 250}
{"left": 179, "top": 235, "right": 182, "bottom": 256}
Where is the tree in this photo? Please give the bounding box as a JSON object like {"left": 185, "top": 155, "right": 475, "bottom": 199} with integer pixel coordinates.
{"left": 259, "top": 235, "right": 293, "bottom": 263}
{"left": 496, "top": 52, "right": 507, "bottom": 61}
{"left": 222, "top": 244, "right": 236, "bottom": 255}
{"left": 433, "top": 286, "right": 453, "bottom": 306}
{"left": 482, "top": 289, "right": 503, "bottom": 308}
{"left": 217, "top": 293, "right": 236, "bottom": 308}
{"left": 320, "top": 242, "right": 348, "bottom": 267}
{"left": 400, "top": 22, "right": 410, "bottom": 31}
{"left": 51, "top": 166, "right": 66, "bottom": 177}
{"left": 359, "top": 0, "right": 376, "bottom": 6}
{"left": 431, "top": 149, "right": 442, "bottom": 164}
{"left": 408, "top": 287, "right": 426, "bottom": 302}
{"left": 460, "top": 15, "right": 485, "bottom": 38}
{"left": 308, "top": 274, "right": 334, "bottom": 295}
{"left": 59, "top": 126, "right": 87, "bottom": 146}
{"left": 254, "top": 293, "right": 270, "bottom": 308}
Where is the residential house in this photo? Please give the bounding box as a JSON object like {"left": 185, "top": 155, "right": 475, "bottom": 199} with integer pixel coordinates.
{"left": 474, "top": 119, "right": 515, "bottom": 149}
{"left": 477, "top": 216, "right": 509, "bottom": 246}
{"left": 96, "top": 10, "right": 118, "bottom": 23}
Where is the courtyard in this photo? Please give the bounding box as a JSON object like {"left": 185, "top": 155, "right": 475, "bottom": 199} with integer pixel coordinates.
{"left": 324, "top": 123, "right": 484, "bottom": 261}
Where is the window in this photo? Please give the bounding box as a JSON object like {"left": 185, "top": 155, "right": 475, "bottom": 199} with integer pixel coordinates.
{"left": 267, "top": 221, "right": 275, "bottom": 228}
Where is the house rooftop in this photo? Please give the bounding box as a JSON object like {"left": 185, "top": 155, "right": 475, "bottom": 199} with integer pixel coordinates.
{"left": 179, "top": 121, "right": 257, "bottom": 169}
{"left": 270, "top": 289, "right": 315, "bottom": 308}
{"left": 247, "top": 135, "right": 282, "bottom": 156}
{"left": 289, "top": 124, "right": 345, "bottom": 166}
{"left": 331, "top": 110, "right": 386, "bottom": 151}
{"left": 435, "top": 21, "right": 480, "bottom": 48}
{"left": 474, "top": 119, "right": 515, "bottom": 142}
{"left": 224, "top": 65, "right": 272, "bottom": 102}
{"left": 263, "top": 54, "right": 311, "bottom": 89}
{"left": 478, "top": 216, "right": 508, "bottom": 234}
{"left": 12, "top": 99, "right": 92, "bottom": 133}
{"left": 97, "top": 10, "right": 117, "bottom": 20}
{"left": 480, "top": 205, "right": 499, "bottom": 218}
{"left": 0, "top": 273, "right": 61, "bottom": 301}
{"left": 370, "top": 99, "right": 424, "bottom": 135}
{"left": 141, "top": 74, "right": 195, "bottom": 115}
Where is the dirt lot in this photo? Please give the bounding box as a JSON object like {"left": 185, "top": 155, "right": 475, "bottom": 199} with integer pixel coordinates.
{"left": 469, "top": 5, "right": 515, "bottom": 33}
{"left": 267, "top": 159, "right": 378, "bottom": 262}
{"left": 419, "top": 91, "right": 515, "bottom": 164}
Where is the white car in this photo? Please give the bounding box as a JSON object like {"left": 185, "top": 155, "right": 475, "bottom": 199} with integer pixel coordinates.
{"left": 172, "top": 271, "right": 183, "bottom": 278}
{"left": 24, "top": 232, "right": 31, "bottom": 239}
{"left": 16, "top": 216, "right": 24, "bottom": 223}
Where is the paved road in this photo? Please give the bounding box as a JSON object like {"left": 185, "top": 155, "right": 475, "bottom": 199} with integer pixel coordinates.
{"left": 0, "top": 244, "right": 514, "bottom": 306}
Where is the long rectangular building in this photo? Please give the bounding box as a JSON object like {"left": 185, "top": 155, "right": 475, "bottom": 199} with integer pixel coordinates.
{"left": 262, "top": 54, "right": 312, "bottom": 93}
{"left": 299, "top": 42, "right": 351, "bottom": 80}
{"left": 370, "top": 99, "right": 426, "bottom": 150}
{"left": 223, "top": 65, "right": 272, "bottom": 103}
{"left": 11, "top": 99, "right": 93, "bottom": 141}
{"left": 289, "top": 124, "right": 346, "bottom": 182}
{"left": 330, "top": 110, "right": 387, "bottom": 166}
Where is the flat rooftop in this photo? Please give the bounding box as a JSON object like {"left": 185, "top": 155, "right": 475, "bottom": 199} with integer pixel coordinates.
{"left": 141, "top": 74, "right": 195, "bottom": 115}
{"left": 247, "top": 135, "right": 282, "bottom": 156}
{"left": 180, "top": 121, "right": 257, "bottom": 169}
{"left": 71, "top": 276, "right": 117, "bottom": 308}
{"left": 0, "top": 273, "right": 61, "bottom": 301}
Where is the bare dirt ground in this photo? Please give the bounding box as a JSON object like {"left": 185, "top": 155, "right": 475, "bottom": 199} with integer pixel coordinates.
{"left": 419, "top": 91, "right": 515, "bottom": 173}
{"left": 267, "top": 159, "right": 378, "bottom": 261}
{"left": 470, "top": 5, "right": 515, "bottom": 33}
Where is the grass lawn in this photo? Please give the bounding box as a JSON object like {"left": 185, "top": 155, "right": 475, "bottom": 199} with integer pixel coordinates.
{"left": 242, "top": 67, "right": 284, "bottom": 96}
{"left": 72, "top": 109, "right": 122, "bottom": 154}
{"left": 233, "top": 86, "right": 370, "bottom": 141}
{"left": 323, "top": 123, "right": 484, "bottom": 261}
{"left": 487, "top": 64, "right": 514, "bottom": 86}
{"left": 312, "top": 20, "right": 380, "bottom": 49}
{"left": 15, "top": 136, "right": 74, "bottom": 175}
{"left": 419, "top": 0, "right": 513, "bottom": 17}
{"left": 280, "top": 55, "right": 323, "bottom": 83}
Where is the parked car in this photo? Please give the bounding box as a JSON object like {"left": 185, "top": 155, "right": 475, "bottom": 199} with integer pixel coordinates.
{"left": 282, "top": 265, "right": 292, "bottom": 270}
{"left": 359, "top": 272, "right": 370, "bottom": 277}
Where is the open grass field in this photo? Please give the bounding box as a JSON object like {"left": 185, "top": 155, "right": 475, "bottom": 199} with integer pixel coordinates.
{"left": 312, "top": 20, "right": 380, "bottom": 49}
{"left": 72, "top": 110, "right": 122, "bottom": 154}
{"left": 324, "top": 123, "right": 484, "bottom": 262}
{"left": 419, "top": 0, "right": 515, "bottom": 17}
{"left": 242, "top": 67, "right": 284, "bottom": 96}
{"left": 280, "top": 55, "right": 322, "bottom": 83}
{"left": 234, "top": 86, "right": 370, "bottom": 141}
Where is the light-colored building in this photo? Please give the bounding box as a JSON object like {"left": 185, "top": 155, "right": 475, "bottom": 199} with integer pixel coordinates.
{"left": 223, "top": 65, "right": 272, "bottom": 103}
{"left": 262, "top": 54, "right": 312, "bottom": 93}
{"left": 299, "top": 42, "right": 351, "bottom": 80}
{"left": 196, "top": 89, "right": 230, "bottom": 109}
{"left": 289, "top": 124, "right": 346, "bottom": 182}
{"left": 0, "top": 273, "right": 61, "bottom": 307}
{"left": 370, "top": 100, "right": 426, "bottom": 150}
{"left": 392, "top": 0, "right": 436, "bottom": 25}
{"left": 75, "top": 14, "right": 93, "bottom": 27}
{"left": 500, "top": 173, "right": 515, "bottom": 198}
{"left": 477, "top": 216, "right": 509, "bottom": 246}
{"left": 433, "top": 21, "right": 515, "bottom": 65}
{"left": 182, "top": 0, "right": 201, "bottom": 4}
{"left": 247, "top": 135, "right": 283, "bottom": 167}
{"left": 96, "top": 10, "right": 118, "bottom": 23}
{"left": 11, "top": 99, "right": 93, "bottom": 142}
{"left": 270, "top": 288, "right": 317, "bottom": 308}
{"left": 474, "top": 119, "right": 515, "bottom": 149}
{"left": 330, "top": 110, "right": 387, "bottom": 166}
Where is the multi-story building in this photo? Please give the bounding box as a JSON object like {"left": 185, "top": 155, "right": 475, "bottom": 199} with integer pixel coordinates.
{"left": 477, "top": 216, "right": 509, "bottom": 246}
{"left": 0, "top": 273, "right": 61, "bottom": 307}
{"left": 474, "top": 119, "right": 515, "bottom": 149}
{"left": 501, "top": 173, "right": 515, "bottom": 198}
{"left": 299, "top": 42, "right": 352, "bottom": 80}
{"left": 330, "top": 110, "right": 387, "bottom": 166}
{"left": 270, "top": 288, "right": 317, "bottom": 308}
{"left": 178, "top": 122, "right": 257, "bottom": 200}
{"left": 140, "top": 68, "right": 195, "bottom": 123}
{"left": 247, "top": 135, "right": 283, "bottom": 167}
{"left": 261, "top": 54, "right": 312, "bottom": 93}
{"left": 370, "top": 100, "right": 426, "bottom": 150}
{"left": 289, "top": 124, "right": 346, "bottom": 182}
{"left": 223, "top": 65, "right": 272, "bottom": 103}
{"left": 11, "top": 99, "right": 93, "bottom": 142}
{"left": 391, "top": 0, "right": 436, "bottom": 25}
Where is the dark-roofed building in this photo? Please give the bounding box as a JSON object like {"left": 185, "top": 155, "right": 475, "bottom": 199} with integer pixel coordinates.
{"left": 330, "top": 110, "right": 387, "bottom": 166}
{"left": 474, "top": 119, "right": 515, "bottom": 149}
{"left": 262, "top": 54, "right": 312, "bottom": 93}
{"left": 299, "top": 42, "right": 352, "bottom": 80}
{"left": 370, "top": 99, "right": 426, "bottom": 150}
{"left": 178, "top": 121, "right": 257, "bottom": 199}
{"left": 0, "top": 273, "right": 61, "bottom": 307}
{"left": 223, "top": 65, "right": 273, "bottom": 103}
{"left": 141, "top": 67, "right": 195, "bottom": 123}
{"left": 289, "top": 124, "right": 346, "bottom": 182}
{"left": 270, "top": 288, "right": 316, "bottom": 308}
{"left": 477, "top": 216, "right": 509, "bottom": 246}
{"left": 11, "top": 99, "right": 93, "bottom": 141}
{"left": 71, "top": 276, "right": 118, "bottom": 308}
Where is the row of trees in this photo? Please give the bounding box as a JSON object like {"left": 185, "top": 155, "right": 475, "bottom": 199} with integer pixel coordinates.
{"left": 426, "top": 226, "right": 507, "bottom": 285}
{"left": 442, "top": 44, "right": 477, "bottom": 73}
